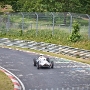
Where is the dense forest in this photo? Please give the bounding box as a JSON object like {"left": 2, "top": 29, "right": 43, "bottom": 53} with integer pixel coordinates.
{"left": 0, "top": 0, "right": 90, "bottom": 14}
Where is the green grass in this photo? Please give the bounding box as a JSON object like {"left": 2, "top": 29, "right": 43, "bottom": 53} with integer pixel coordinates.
{"left": 0, "top": 29, "right": 90, "bottom": 50}
{"left": 0, "top": 70, "right": 13, "bottom": 90}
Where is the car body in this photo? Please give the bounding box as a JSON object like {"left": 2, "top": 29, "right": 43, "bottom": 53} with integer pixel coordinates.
{"left": 33, "top": 55, "right": 54, "bottom": 69}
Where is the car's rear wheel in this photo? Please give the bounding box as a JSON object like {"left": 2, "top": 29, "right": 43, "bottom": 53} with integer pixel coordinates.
{"left": 51, "top": 61, "right": 54, "bottom": 69}
{"left": 33, "top": 59, "right": 36, "bottom": 66}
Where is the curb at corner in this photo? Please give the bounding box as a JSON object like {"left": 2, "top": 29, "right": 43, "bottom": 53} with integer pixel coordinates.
{"left": 0, "top": 68, "right": 21, "bottom": 90}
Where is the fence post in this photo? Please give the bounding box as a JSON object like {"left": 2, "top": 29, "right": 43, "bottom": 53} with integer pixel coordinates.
{"left": 86, "top": 14, "right": 90, "bottom": 39}
{"left": 68, "top": 12, "right": 72, "bottom": 33}
{"left": 35, "top": 12, "right": 38, "bottom": 37}
{"left": 6, "top": 14, "right": 10, "bottom": 32}
{"left": 51, "top": 12, "right": 55, "bottom": 36}
{"left": 21, "top": 12, "right": 24, "bottom": 34}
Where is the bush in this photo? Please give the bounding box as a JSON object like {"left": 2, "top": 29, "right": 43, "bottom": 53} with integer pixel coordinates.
{"left": 69, "top": 21, "right": 81, "bottom": 42}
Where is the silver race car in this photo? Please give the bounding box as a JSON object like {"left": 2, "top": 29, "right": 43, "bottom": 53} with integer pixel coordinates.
{"left": 33, "top": 55, "right": 54, "bottom": 69}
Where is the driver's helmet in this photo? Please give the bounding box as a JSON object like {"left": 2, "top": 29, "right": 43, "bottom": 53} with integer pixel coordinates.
{"left": 40, "top": 54, "right": 44, "bottom": 56}
{"left": 38, "top": 54, "right": 44, "bottom": 60}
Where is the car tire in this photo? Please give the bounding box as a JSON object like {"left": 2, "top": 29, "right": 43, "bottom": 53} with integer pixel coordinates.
{"left": 33, "top": 59, "right": 36, "bottom": 66}
{"left": 37, "top": 62, "right": 40, "bottom": 69}
{"left": 46, "top": 58, "right": 50, "bottom": 62}
{"left": 51, "top": 61, "right": 54, "bottom": 69}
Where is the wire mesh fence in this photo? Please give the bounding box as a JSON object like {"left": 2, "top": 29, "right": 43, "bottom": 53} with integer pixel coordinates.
{"left": 0, "top": 12, "right": 90, "bottom": 39}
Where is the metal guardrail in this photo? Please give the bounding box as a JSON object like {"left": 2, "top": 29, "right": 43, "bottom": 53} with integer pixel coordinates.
{"left": 0, "top": 38, "right": 90, "bottom": 59}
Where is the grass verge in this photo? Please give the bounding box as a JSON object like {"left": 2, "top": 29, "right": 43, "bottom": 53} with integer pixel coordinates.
{"left": 0, "top": 29, "right": 90, "bottom": 50}
{"left": 0, "top": 70, "right": 13, "bottom": 90}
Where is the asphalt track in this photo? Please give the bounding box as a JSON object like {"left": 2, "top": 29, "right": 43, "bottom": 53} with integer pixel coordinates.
{"left": 0, "top": 47, "right": 90, "bottom": 90}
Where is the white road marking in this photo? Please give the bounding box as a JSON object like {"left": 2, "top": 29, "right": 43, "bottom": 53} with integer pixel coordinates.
{"left": 38, "top": 73, "right": 43, "bottom": 75}
{"left": 8, "top": 68, "right": 20, "bottom": 71}
{"left": 6, "top": 62, "right": 13, "bottom": 64}
{"left": 26, "top": 74, "right": 33, "bottom": 76}
{"left": 18, "top": 74, "right": 23, "bottom": 77}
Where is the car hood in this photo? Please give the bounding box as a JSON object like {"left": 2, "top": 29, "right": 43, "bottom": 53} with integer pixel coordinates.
{"left": 40, "top": 60, "right": 50, "bottom": 65}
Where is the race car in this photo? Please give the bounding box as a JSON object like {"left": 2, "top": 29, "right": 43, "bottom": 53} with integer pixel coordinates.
{"left": 33, "top": 55, "right": 54, "bottom": 69}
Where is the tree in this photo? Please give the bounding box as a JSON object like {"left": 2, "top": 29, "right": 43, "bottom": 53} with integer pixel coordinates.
{"left": 0, "top": 0, "right": 90, "bottom": 14}
{"left": 10, "top": 0, "right": 22, "bottom": 12}
{"left": 79, "top": 0, "right": 90, "bottom": 14}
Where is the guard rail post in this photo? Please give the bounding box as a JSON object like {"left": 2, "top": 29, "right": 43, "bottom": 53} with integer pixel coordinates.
{"left": 6, "top": 14, "right": 10, "bottom": 32}
{"left": 21, "top": 12, "right": 24, "bottom": 35}
{"left": 86, "top": 14, "right": 90, "bottom": 39}
{"left": 51, "top": 12, "right": 55, "bottom": 36}
{"left": 35, "top": 12, "right": 38, "bottom": 37}
{"left": 68, "top": 12, "right": 72, "bottom": 33}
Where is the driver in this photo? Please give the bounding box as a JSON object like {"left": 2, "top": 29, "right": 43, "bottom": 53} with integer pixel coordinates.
{"left": 38, "top": 54, "right": 45, "bottom": 61}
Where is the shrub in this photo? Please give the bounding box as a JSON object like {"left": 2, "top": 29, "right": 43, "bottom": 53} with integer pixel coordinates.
{"left": 69, "top": 21, "right": 81, "bottom": 42}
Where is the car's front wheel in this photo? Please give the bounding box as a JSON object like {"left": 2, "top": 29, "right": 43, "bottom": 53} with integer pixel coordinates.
{"left": 46, "top": 58, "right": 50, "bottom": 62}
{"left": 37, "top": 62, "right": 40, "bottom": 69}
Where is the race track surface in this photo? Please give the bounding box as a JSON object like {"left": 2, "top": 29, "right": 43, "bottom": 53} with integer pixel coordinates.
{"left": 0, "top": 47, "right": 90, "bottom": 90}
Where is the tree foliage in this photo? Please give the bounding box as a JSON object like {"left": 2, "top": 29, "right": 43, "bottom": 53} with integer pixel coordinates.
{"left": 0, "top": 0, "right": 90, "bottom": 14}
